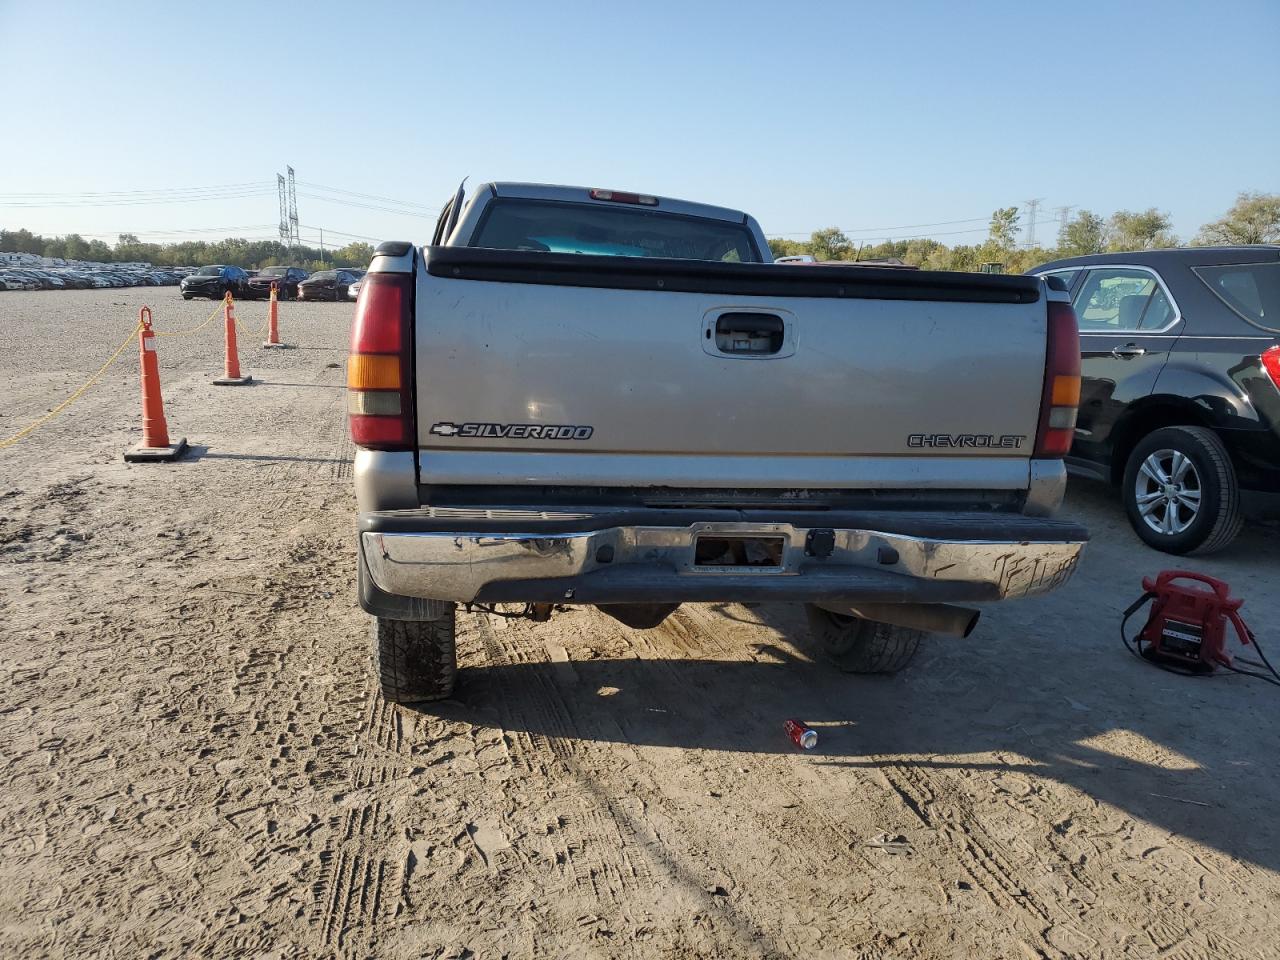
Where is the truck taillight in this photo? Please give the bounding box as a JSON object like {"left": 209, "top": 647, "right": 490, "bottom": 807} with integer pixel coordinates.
{"left": 1262, "top": 345, "right": 1280, "bottom": 391}
{"left": 1034, "top": 300, "right": 1081, "bottom": 458}
{"left": 348, "top": 272, "right": 413, "bottom": 450}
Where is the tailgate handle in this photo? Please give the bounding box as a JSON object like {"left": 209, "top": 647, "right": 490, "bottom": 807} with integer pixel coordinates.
{"left": 714, "top": 312, "right": 785, "bottom": 354}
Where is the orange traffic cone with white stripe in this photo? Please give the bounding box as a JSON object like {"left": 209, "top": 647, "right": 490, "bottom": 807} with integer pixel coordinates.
{"left": 124, "top": 306, "right": 188, "bottom": 462}
{"left": 263, "top": 282, "right": 286, "bottom": 348}
{"left": 213, "top": 291, "right": 253, "bottom": 385}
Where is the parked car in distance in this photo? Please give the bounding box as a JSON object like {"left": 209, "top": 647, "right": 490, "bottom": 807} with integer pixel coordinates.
{"left": 0, "top": 273, "right": 38, "bottom": 291}
{"left": 20, "top": 270, "right": 65, "bottom": 290}
{"left": 246, "top": 266, "right": 308, "bottom": 300}
{"left": 1030, "top": 246, "right": 1280, "bottom": 555}
{"left": 298, "top": 269, "right": 361, "bottom": 301}
{"left": 347, "top": 276, "right": 363, "bottom": 300}
{"left": 180, "top": 264, "right": 250, "bottom": 300}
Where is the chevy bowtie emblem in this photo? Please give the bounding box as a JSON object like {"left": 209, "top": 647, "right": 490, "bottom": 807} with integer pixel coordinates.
{"left": 429, "top": 422, "right": 461, "bottom": 436}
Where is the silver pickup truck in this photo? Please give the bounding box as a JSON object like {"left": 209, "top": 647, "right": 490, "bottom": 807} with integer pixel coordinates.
{"left": 349, "top": 182, "right": 1088, "bottom": 702}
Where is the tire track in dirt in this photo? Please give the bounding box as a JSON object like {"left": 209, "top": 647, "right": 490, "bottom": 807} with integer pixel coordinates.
{"left": 456, "top": 610, "right": 799, "bottom": 957}
{"left": 474, "top": 604, "right": 908, "bottom": 957}
{"left": 311, "top": 683, "right": 407, "bottom": 953}
{"left": 473, "top": 614, "right": 653, "bottom": 906}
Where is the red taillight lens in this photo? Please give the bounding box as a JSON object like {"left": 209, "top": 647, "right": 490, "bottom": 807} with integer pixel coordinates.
{"left": 348, "top": 272, "right": 413, "bottom": 450}
{"left": 1262, "top": 345, "right": 1280, "bottom": 391}
{"left": 1034, "top": 299, "right": 1081, "bottom": 458}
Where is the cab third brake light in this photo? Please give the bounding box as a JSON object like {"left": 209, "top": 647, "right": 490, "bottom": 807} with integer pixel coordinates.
{"left": 589, "top": 188, "right": 658, "bottom": 206}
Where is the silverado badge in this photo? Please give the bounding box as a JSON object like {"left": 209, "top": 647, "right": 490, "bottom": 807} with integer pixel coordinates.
{"left": 429, "top": 421, "right": 594, "bottom": 440}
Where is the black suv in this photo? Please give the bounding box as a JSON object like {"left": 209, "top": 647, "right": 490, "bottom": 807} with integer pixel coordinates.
{"left": 180, "top": 265, "right": 250, "bottom": 300}
{"left": 1030, "top": 247, "right": 1280, "bottom": 554}
{"left": 297, "top": 269, "right": 362, "bottom": 301}
{"left": 245, "top": 266, "right": 308, "bottom": 300}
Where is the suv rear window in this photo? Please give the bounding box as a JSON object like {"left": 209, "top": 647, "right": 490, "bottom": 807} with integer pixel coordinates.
{"left": 1193, "top": 262, "right": 1280, "bottom": 333}
{"left": 471, "top": 198, "right": 761, "bottom": 263}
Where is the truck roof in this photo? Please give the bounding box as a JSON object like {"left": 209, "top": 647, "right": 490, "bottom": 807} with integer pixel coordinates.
{"left": 484, "top": 182, "right": 751, "bottom": 225}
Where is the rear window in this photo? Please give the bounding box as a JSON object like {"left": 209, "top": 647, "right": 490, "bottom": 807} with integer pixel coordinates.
{"left": 310, "top": 271, "right": 337, "bottom": 280}
{"left": 1193, "top": 262, "right": 1280, "bottom": 333}
{"left": 470, "top": 198, "right": 761, "bottom": 263}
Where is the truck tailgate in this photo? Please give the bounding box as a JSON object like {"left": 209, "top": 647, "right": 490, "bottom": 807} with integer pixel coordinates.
{"left": 414, "top": 249, "right": 1047, "bottom": 490}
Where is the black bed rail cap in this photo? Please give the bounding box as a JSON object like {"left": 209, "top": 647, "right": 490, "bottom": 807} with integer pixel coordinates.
{"left": 424, "top": 246, "right": 1042, "bottom": 304}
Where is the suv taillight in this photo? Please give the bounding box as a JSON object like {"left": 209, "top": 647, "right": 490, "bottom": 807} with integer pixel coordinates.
{"left": 348, "top": 272, "right": 413, "bottom": 450}
{"left": 1034, "top": 299, "right": 1081, "bottom": 458}
{"left": 1262, "top": 345, "right": 1280, "bottom": 391}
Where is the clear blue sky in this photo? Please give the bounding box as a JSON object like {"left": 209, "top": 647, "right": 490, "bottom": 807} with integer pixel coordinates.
{"left": 2, "top": 0, "right": 1276, "bottom": 249}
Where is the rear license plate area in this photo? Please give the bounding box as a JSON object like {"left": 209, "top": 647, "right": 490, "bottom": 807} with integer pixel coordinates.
{"left": 693, "top": 535, "right": 785, "bottom": 569}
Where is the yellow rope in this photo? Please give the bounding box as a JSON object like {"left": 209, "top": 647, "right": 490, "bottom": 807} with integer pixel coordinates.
{"left": 153, "top": 302, "right": 223, "bottom": 338}
{"left": 2, "top": 294, "right": 277, "bottom": 449}
{"left": 0, "top": 321, "right": 142, "bottom": 450}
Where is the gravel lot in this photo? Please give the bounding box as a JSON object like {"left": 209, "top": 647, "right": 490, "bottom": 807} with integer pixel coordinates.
{"left": 1, "top": 287, "right": 1278, "bottom": 959}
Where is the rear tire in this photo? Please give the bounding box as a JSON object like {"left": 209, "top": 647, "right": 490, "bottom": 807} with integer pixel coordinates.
{"left": 1121, "top": 425, "right": 1242, "bottom": 555}
{"left": 374, "top": 610, "right": 458, "bottom": 703}
{"left": 804, "top": 604, "right": 923, "bottom": 674}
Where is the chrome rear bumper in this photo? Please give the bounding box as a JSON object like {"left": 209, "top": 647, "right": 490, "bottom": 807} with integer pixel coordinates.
{"left": 359, "top": 513, "right": 1085, "bottom": 607}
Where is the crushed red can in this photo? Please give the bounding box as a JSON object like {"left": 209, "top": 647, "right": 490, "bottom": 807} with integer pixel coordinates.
{"left": 784, "top": 718, "right": 818, "bottom": 750}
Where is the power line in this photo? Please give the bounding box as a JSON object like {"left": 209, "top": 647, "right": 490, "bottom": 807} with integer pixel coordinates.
{"left": 297, "top": 191, "right": 436, "bottom": 219}
{"left": 298, "top": 224, "right": 383, "bottom": 242}
{"left": 772, "top": 215, "right": 992, "bottom": 237}
{"left": 0, "top": 189, "right": 276, "bottom": 209}
{"left": 73, "top": 224, "right": 279, "bottom": 238}
{"left": 0, "top": 181, "right": 273, "bottom": 199}
{"left": 830, "top": 219, "right": 1062, "bottom": 244}
{"left": 297, "top": 180, "right": 438, "bottom": 212}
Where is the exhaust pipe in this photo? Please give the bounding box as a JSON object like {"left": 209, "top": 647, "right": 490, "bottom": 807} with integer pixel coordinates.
{"left": 818, "top": 601, "right": 981, "bottom": 638}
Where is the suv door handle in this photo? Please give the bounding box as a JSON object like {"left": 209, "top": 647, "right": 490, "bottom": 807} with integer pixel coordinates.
{"left": 1111, "top": 343, "right": 1146, "bottom": 359}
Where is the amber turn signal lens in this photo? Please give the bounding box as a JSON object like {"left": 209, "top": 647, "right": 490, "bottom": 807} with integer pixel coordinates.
{"left": 347, "top": 354, "right": 400, "bottom": 390}
{"left": 1051, "top": 374, "right": 1081, "bottom": 406}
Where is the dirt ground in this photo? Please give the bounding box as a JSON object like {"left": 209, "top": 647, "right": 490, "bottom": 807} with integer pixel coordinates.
{"left": 2, "top": 287, "right": 1279, "bottom": 960}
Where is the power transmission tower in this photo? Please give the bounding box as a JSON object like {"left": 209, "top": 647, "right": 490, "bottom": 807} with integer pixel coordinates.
{"left": 277, "top": 174, "right": 290, "bottom": 253}
{"left": 1056, "top": 205, "right": 1075, "bottom": 245}
{"left": 1024, "top": 198, "right": 1043, "bottom": 249}
{"left": 287, "top": 166, "right": 300, "bottom": 251}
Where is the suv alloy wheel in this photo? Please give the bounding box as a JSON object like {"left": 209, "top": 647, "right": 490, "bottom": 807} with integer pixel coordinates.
{"left": 1121, "top": 425, "right": 1243, "bottom": 555}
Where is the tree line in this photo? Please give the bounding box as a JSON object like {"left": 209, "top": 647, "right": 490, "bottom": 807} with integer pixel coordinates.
{"left": 4, "top": 192, "right": 1276, "bottom": 274}
{"left": 766, "top": 191, "right": 1280, "bottom": 272}
{"left": 0, "top": 229, "right": 375, "bottom": 273}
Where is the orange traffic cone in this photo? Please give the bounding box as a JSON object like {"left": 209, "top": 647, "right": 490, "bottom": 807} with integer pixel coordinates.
{"left": 213, "top": 291, "right": 253, "bottom": 385}
{"left": 124, "top": 306, "right": 188, "bottom": 462}
{"left": 263, "top": 281, "right": 286, "bottom": 348}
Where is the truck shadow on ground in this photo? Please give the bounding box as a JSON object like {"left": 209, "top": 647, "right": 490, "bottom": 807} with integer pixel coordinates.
{"left": 419, "top": 598, "right": 1280, "bottom": 874}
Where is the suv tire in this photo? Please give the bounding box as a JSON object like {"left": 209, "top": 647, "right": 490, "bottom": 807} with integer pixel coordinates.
{"left": 804, "top": 604, "right": 923, "bottom": 674}
{"left": 1121, "top": 425, "right": 1243, "bottom": 555}
{"left": 374, "top": 610, "right": 458, "bottom": 703}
